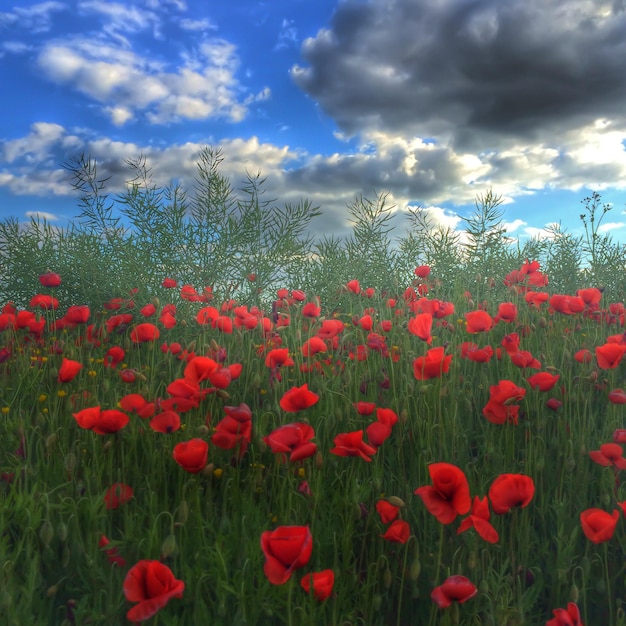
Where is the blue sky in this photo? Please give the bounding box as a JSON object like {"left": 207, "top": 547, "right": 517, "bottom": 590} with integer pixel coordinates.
{"left": 1, "top": 0, "right": 626, "bottom": 242}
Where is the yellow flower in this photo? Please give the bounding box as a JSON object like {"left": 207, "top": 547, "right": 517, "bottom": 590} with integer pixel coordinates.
{"left": 1, "top": 407, "right": 9, "bottom": 414}
{"left": 297, "top": 467, "right": 306, "bottom": 478}
{"left": 57, "top": 390, "right": 67, "bottom": 398}
{"left": 88, "top": 370, "right": 97, "bottom": 377}
{"left": 39, "top": 394, "right": 48, "bottom": 402}
{"left": 213, "top": 468, "right": 223, "bottom": 479}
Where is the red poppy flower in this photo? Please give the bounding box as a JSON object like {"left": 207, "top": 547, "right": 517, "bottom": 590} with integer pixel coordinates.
{"left": 414, "top": 265, "right": 431, "bottom": 278}
{"left": 577, "top": 288, "right": 602, "bottom": 306}
{"left": 30, "top": 294, "right": 59, "bottom": 310}
{"left": 414, "top": 463, "right": 471, "bottom": 524}
{"left": 495, "top": 302, "right": 517, "bottom": 323}
{"left": 330, "top": 430, "right": 377, "bottom": 462}
{"left": 460, "top": 342, "right": 494, "bottom": 363}
{"left": 457, "top": 496, "right": 498, "bottom": 543}
{"left": 64, "top": 305, "right": 90, "bottom": 324}
{"left": 580, "top": 508, "right": 619, "bottom": 543}
{"left": 58, "top": 358, "right": 83, "bottom": 383}
{"left": 300, "top": 569, "right": 334, "bottom": 601}
{"left": 408, "top": 313, "right": 433, "bottom": 344}
{"left": 172, "top": 439, "right": 209, "bottom": 473}
{"left": 488, "top": 474, "right": 535, "bottom": 514}
{"left": 162, "top": 277, "right": 177, "bottom": 288}
{"left": 609, "top": 389, "right": 626, "bottom": 404}
{"left": 263, "top": 423, "right": 317, "bottom": 462}
{"left": 614, "top": 429, "right": 626, "bottom": 444}
{"left": 346, "top": 279, "right": 361, "bottom": 294}
{"left": 150, "top": 410, "right": 181, "bottom": 433}
{"left": 39, "top": 271, "right": 62, "bottom": 287}
{"left": 104, "top": 483, "right": 134, "bottom": 509}
{"left": 589, "top": 443, "right": 626, "bottom": 469}
{"left": 381, "top": 519, "right": 411, "bottom": 544}
{"left": 98, "top": 535, "right": 126, "bottom": 567}
{"left": 265, "top": 348, "right": 295, "bottom": 368}
{"left": 301, "top": 336, "right": 327, "bottom": 356}
{"left": 465, "top": 310, "right": 493, "bottom": 333}
{"left": 123, "top": 560, "right": 184, "bottom": 623}
{"left": 316, "top": 319, "right": 345, "bottom": 339}
{"left": 482, "top": 380, "right": 526, "bottom": 425}
{"left": 376, "top": 500, "right": 400, "bottom": 524}
{"left": 279, "top": 384, "right": 319, "bottom": 412}
{"left": 431, "top": 575, "right": 477, "bottom": 608}
{"left": 104, "top": 346, "right": 125, "bottom": 368}
{"left": 501, "top": 333, "right": 520, "bottom": 354}
{"left": 595, "top": 342, "right": 626, "bottom": 369}
{"left": 527, "top": 372, "right": 560, "bottom": 392}
{"left": 260, "top": 525, "right": 313, "bottom": 585}
{"left": 413, "top": 347, "right": 452, "bottom": 380}
{"left": 509, "top": 350, "right": 541, "bottom": 369}
{"left": 119, "top": 393, "right": 155, "bottom": 418}
{"left": 72, "top": 407, "right": 129, "bottom": 434}
{"left": 524, "top": 291, "right": 549, "bottom": 308}
{"left": 574, "top": 349, "right": 593, "bottom": 364}
{"left": 130, "top": 323, "right": 160, "bottom": 343}
{"left": 354, "top": 401, "right": 376, "bottom": 416}
{"left": 546, "top": 601, "right": 584, "bottom": 626}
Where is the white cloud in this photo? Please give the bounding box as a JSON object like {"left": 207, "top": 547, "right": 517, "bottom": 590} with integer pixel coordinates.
{"left": 179, "top": 17, "right": 216, "bottom": 32}
{"left": 0, "top": 1, "right": 65, "bottom": 33}
{"left": 598, "top": 222, "right": 626, "bottom": 233}
{"left": 38, "top": 37, "right": 263, "bottom": 125}
{"left": 25, "top": 210, "right": 59, "bottom": 221}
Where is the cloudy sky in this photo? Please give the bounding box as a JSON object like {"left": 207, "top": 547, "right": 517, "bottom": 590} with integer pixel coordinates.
{"left": 2, "top": 0, "right": 626, "bottom": 241}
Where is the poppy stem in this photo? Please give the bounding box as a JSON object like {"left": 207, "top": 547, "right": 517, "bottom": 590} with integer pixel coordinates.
{"left": 604, "top": 542, "right": 614, "bottom": 626}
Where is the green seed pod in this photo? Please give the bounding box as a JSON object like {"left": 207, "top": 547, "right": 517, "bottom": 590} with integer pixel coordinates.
{"left": 478, "top": 579, "right": 489, "bottom": 595}
{"left": 101, "top": 378, "right": 110, "bottom": 393}
{"left": 39, "top": 521, "right": 54, "bottom": 547}
{"left": 570, "top": 583, "right": 579, "bottom": 603}
{"left": 46, "top": 585, "right": 59, "bottom": 597}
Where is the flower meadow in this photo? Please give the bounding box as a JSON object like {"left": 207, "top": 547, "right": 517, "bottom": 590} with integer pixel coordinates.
{"left": 2, "top": 151, "right": 626, "bottom": 625}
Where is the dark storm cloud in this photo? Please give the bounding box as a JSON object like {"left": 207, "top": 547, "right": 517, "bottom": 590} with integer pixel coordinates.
{"left": 291, "top": 0, "right": 626, "bottom": 150}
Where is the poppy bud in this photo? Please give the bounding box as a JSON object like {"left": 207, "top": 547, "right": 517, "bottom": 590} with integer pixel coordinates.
{"left": 387, "top": 496, "right": 405, "bottom": 508}
{"left": 64, "top": 453, "right": 76, "bottom": 474}
{"left": 161, "top": 534, "right": 178, "bottom": 559}
{"left": 46, "top": 433, "right": 58, "bottom": 451}
{"left": 57, "top": 522, "right": 68, "bottom": 542}
{"left": 570, "top": 583, "right": 579, "bottom": 603}
{"left": 383, "top": 567, "right": 392, "bottom": 588}
{"left": 177, "top": 500, "right": 189, "bottom": 525}
{"left": 61, "top": 544, "right": 71, "bottom": 567}
{"left": 409, "top": 557, "right": 421, "bottom": 581}
{"left": 0, "top": 590, "right": 11, "bottom": 610}
{"left": 315, "top": 450, "right": 324, "bottom": 470}
{"left": 40, "top": 520, "right": 54, "bottom": 547}
{"left": 216, "top": 389, "right": 230, "bottom": 399}
{"left": 47, "top": 585, "right": 59, "bottom": 597}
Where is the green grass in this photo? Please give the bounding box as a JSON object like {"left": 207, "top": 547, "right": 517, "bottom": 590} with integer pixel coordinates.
{"left": 1, "top": 148, "right": 626, "bottom": 625}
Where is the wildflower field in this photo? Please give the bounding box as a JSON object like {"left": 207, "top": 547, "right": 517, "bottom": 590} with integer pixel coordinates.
{"left": 1, "top": 149, "right": 626, "bottom": 625}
